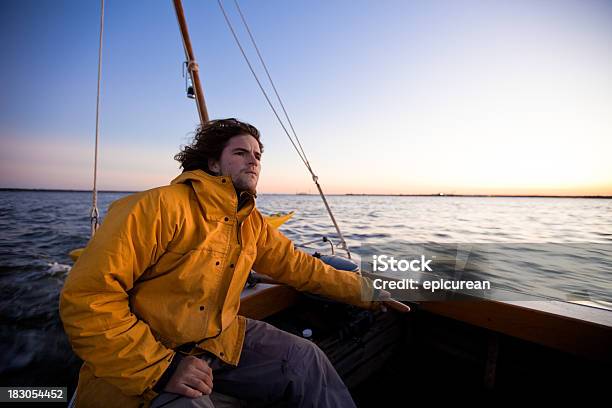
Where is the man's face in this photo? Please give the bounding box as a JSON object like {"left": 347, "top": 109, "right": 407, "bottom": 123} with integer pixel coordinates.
{"left": 209, "top": 134, "right": 261, "bottom": 194}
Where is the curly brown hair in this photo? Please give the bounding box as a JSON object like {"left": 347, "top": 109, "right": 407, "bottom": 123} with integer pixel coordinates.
{"left": 175, "top": 118, "right": 263, "bottom": 173}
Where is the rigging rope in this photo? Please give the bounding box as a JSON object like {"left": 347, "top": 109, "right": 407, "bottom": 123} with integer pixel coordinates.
{"left": 90, "top": 0, "right": 105, "bottom": 238}
{"left": 217, "top": 0, "right": 353, "bottom": 259}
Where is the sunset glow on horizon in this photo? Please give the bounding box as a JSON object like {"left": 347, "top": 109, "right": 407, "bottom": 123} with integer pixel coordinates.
{"left": 1, "top": 0, "right": 611, "bottom": 196}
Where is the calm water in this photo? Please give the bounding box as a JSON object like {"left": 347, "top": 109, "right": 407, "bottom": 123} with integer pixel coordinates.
{"left": 0, "top": 190, "right": 611, "bottom": 390}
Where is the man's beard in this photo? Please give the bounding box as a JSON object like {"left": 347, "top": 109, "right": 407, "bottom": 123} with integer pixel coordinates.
{"left": 234, "top": 176, "right": 257, "bottom": 195}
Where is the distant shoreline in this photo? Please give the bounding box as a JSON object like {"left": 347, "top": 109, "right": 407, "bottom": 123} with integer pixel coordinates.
{"left": 1, "top": 188, "right": 610, "bottom": 199}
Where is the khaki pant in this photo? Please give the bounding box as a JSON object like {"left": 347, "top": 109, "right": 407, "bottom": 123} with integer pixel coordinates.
{"left": 151, "top": 318, "right": 356, "bottom": 408}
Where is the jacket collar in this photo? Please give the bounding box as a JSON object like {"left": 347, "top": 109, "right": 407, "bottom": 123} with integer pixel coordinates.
{"left": 171, "top": 170, "right": 255, "bottom": 220}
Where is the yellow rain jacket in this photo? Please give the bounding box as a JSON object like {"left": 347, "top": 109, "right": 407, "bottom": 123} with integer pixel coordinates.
{"left": 60, "top": 170, "right": 376, "bottom": 407}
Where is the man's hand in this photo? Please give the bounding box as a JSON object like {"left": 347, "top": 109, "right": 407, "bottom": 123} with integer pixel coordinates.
{"left": 164, "top": 355, "right": 213, "bottom": 398}
{"left": 378, "top": 289, "right": 392, "bottom": 301}
{"left": 378, "top": 289, "right": 411, "bottom": 313}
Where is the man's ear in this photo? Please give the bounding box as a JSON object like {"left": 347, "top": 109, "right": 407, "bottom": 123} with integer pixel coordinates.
{"left": 208, "top": 158, "right": 220, "bottom": 175}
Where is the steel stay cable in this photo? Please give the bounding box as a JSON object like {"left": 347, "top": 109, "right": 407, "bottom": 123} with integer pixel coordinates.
{"left": 217, "top": 0, "right": 353, "bottom": 258}
{"left": 232, "top": 0, "right": 312, "bottom": 171}
{"left": 216, "top": 0, "right": 311, "bottom": 170}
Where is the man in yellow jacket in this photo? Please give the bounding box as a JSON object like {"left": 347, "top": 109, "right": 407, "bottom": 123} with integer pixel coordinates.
{"left": 60, "top": 118, "right": 385, "bottom": 408}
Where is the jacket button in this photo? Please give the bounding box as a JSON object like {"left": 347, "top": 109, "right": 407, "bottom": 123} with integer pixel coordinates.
{"left": 221, "top": 178, "right": 226, "bottom": 183}
{"left": 224, "top": 217, "right": 229, "bottom": 222}
{"left": 230, "top": 263, "right": 235, "bottom": 268}
{"left": 199, "top": 306, "right": 205, "bottom": 311}
{"left": 215, "top": 261, "right": 220, "bottom": 266}
{"left": 220, "top": 352, "right": 225, "bottom": 357}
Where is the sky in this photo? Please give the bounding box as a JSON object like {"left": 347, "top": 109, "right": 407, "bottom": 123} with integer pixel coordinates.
{"left": 0, "top": 0, "right": 611, "bottom": 195}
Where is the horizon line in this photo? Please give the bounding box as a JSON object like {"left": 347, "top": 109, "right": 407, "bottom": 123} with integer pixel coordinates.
{"left": 1, "top": 188, "right": 610, "bottom": 199}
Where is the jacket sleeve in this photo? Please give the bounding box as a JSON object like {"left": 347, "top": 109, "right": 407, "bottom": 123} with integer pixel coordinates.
{"left": 252, "top": 211, "right": 377, "bottom": 309}
{"left": 59, "top": 191, "right": 176, "bottom": 397}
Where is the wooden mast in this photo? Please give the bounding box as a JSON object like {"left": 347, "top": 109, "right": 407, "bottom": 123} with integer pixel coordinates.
{"left": 173, "top": 0, "right": 209, "bottom": 124}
